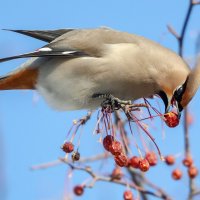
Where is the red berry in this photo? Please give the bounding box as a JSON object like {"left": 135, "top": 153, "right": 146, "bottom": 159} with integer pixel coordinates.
{"left": 73, "top": 185, "right": 84, "bottom": 196}
{"left": 139, "top": 158, "right": 150, "bottom": 172}
{"left": 61, "top": 142, "right": 74, "bottom": 153}
{"left": 172, "top": 169, "right": 182, "bottom": 180}
{"left": 123, "top": 190, "right": 133, "bottom": 200}
{"left": 145, "top": 152, "right": 157, "bottom": 166}
{"left": 114, "top": 153, "right": 128, "bottom": 167}
{"left": 103, "top": 135, "right": 114, "bottom": 151}
{"left": 164, "top": 112, "right": 179, "bottom": 127}
{"left": 71, "top": 151, "right": 80, "bottom": 161}
{"left": 111, "top": 167, "right": 123, "bottom": 180}
{"left": 165, "top": 155, "right": 175, "bottom": 165}
{"left": 182, "top": 156, "right": 193, "bottom": 167}
{"left": 109, "top": 141, "right": 123, "bottom": 156}
{"left": 188, "top": 166, "right": 198, "bottom": 179}
{"left": 128, "top": 156, "right": 141, "bottom": 168}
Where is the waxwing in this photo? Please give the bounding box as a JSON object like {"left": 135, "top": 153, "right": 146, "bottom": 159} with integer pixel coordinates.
{"left": 0, "top": 27, "right": 199, "bottom": 118}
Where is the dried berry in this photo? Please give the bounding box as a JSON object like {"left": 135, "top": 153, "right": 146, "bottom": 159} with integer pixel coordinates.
{"left": 123, "top": 190, "right": 133, "bottom": 200}
{"left": 182, "top": 156, "right": 193, "bottom": 167}
{"left": 61, "top": 141, "right": 74, "bottom": 153}
{"left": 172, "top": 169, "right": 182, "bottom": 180}
{"left": 103, "top": 135, "right": 114, "bottom": 151}
{"left": 111, "top": 167, "right": 123, "bottom": 180}
{"left": 139, "top": 158, "right": 150, "bottom": 172}
{"left": 71, "top": 151, "right": 80, "bottom": 161}
{"left": 145, "top": 151, "right": 157, "bottom": 166}
{"left": 164, "top": 112, "right": 179, "bottom": 127}
{"left": 165, "top": 155, "right": 175, "bottom": 165}
{"left": 188, "top": 166, "right": 198, "bottom": 179}
{"left": 73, "top": 185, "right": 84, "bottom": 196}
{"left": 128, "top": 156, "right": 141, "bottom": 168}
{"left": 114, "top": 153, "right": 128, "bottom": 167}
{"left": 109, "top": 141, "right": 123, "bottom": 156}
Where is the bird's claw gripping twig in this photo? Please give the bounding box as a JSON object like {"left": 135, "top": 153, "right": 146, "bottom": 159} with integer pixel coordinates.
{"left": 92, "top": 93, "right": 132, "bottom": 111}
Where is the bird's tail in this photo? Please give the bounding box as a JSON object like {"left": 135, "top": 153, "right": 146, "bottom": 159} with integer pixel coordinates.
{"left": 0, "top": 68, "right": 38, "bottom": 90}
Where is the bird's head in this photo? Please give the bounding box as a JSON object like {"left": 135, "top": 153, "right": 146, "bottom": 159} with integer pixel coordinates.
{"left": 159, "top": 59, "right": 200, "bottom": 119}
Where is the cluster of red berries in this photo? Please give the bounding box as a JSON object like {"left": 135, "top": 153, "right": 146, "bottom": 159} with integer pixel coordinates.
{"left": 164, "top": 112, "right": 179, "bottom": 128}
{"left": 103, "top": 135, "right": 158, "bottom": 171}
{"left": 61, "top": 141, "right": 80, "bottom": 161}
{"left": 128, "top": 151, "right": 157, "bottom": 172}
{"left": 103, "top": 135, "right": 128, "bottom": 167}
{"left": 165, "top": 155, "right": 198, "bottom": 180}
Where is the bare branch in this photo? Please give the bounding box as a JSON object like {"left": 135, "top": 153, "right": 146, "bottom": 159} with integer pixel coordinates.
{"left": 59, "top": 158, "right": 171, "bottom": 200}
{"left": 168, "top": 1, "right": 200, "bottom": 199}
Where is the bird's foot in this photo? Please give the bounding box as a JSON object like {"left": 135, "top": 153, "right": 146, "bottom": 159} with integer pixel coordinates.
{"left": 92, "top": 93, "right": 132, "bottom": 111}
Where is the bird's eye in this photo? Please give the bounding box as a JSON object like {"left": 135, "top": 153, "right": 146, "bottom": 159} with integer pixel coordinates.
{"left": 173, "top": 85, "right": 185, "bottom": 102}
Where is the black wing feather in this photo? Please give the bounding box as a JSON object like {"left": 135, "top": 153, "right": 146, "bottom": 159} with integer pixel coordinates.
{"left": 2, "top": 29, "right": 75, "bottom": 42}
{"left": 0, "top": 50, "right": 88, "bottom": 63}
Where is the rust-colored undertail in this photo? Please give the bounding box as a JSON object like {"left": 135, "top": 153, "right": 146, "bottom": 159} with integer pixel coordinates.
{"left": 0, "top": 68, "right": 38, "bottom": 90}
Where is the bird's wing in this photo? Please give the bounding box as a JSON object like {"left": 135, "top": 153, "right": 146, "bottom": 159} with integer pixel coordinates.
{"left": 3, "top": 29, "right": 75, "bottom": 42}
{"left": 46, "top": 27, "right": 142, "bottom": 57}
{"left": 0, "top": 27, "right": 141, "bottom": 62}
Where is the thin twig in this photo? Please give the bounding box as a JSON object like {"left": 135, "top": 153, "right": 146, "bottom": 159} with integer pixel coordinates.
{"left": 31, "top": 153, "right": 111, "bottom": 170}
{"left": 167, "top": 25, "right": 180, "bottom": 40}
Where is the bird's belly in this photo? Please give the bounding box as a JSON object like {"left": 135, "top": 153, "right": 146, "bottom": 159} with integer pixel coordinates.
{"left": 36, "top": 58, "right": 105, "bottom": 110}
{"left": 36, "top": 57, "right": 158, "bottom": 111}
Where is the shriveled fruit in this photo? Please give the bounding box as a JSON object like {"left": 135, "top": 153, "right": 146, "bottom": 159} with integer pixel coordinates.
{"left": 71, "top": 151, "right": 80, "bottom": 161}
{"left": 188, "top": 166, "right": 198, "bottom": 179}
{"left": 172, "top": 169, "right": 182, "bottom": 180}
{"left": 109, "top": 140, "right": 123, "bottom": 156}
{"left": 123, "top": 190, "right": 133, "bottom": 200}
{"left": 61, "top": 141, "right": 74, "bottom": 153}
{"left": 73, "top": 185, "right": 84, "bottom": 196}
{"left": 139, "top": 158, "right": 150, "bottom": 172}
{"left": 164, "top": 112, "right": 179, "bottom": 128}
{"left": 165, "top": 155, "right": 175, "bottom": 165}
{"left": 114, "top": 153, "right": 128, "bottom": 167}
{"left": 103, "top": 135, "right": 114, "bottom": 151}
{"left": 145, "top": 151, "right": 157, "bottom": 166}
{"left": 111, "top": 167, "right": 123, "bottom": 180}
{"left": 128, "top": 156, "right": 141, "bottom": 168}
{"left": 182, "top": 156, "right": 193, "bottom": 167}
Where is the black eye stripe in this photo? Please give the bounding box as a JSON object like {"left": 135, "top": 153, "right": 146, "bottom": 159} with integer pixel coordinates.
{"left": 174, "top": 87, "right": 184, "bottom": 101}
{"left": 173, "top": 78, "right": 188, "bottom": 102}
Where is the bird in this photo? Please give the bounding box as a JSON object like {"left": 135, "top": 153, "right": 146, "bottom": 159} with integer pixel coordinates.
{"left": 0, "top": 27, "right": 199, "bottom": 118}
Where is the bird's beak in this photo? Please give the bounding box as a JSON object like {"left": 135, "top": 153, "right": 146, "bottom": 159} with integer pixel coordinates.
{"left": 173, "top": 99, "right": 182, "bottom": 119}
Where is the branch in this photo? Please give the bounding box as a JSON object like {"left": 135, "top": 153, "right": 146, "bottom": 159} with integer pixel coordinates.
{"left": 60, "top": 158, "right": 171, "bottom": 200}
{"left": 168, "top": 1, "right": 199, "bottom": 199}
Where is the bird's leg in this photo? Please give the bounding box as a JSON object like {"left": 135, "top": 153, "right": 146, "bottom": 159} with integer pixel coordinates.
{"left": 92, "top": 93, "right": 132, "bottom": 111}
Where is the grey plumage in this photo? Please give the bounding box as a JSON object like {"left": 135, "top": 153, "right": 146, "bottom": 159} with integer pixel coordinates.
{"left": 0, "top": 27, "right": 197, "bottom": 113}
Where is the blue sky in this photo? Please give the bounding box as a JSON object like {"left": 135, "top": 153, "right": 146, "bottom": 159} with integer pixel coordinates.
{"left": 0, "top": 0, "right": 200, "bottom": 200}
